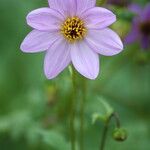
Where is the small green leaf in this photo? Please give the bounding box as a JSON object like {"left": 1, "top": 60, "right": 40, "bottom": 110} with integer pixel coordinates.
{"left": 99, "top": 99, "right": 114, "bottom": 118}
{"left": 92, "top": 98, "right": 114, "bottom": 124}
{"left": 92, "top": 113, "right": 106, "bottom": 124}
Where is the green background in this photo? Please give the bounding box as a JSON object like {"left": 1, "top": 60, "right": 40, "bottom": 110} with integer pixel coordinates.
{"left": 0, "top": 0, "right": 150, "bottom": 150}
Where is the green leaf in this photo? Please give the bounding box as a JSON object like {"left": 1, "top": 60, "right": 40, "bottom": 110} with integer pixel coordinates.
{"left": 92, "top": 98, "right": 114, "bottom": 124}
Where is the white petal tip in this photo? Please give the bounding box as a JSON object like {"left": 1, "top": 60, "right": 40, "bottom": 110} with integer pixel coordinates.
{"left": 44, "top": 68, "right": 56, "bottom": 80}
{"left": 45, "top": 73, "right": 56, "bottom": 80}
{"left": 88, "top": 75, "right": 98, "bottom": 80}
{"left": 20, "top": 43, "right": 28, "bottom": 53}
{"left": 20, "top": 43, "right": 34, "bottom": 53}
{"left": 80, "top": 70, "right": 99, "bottom": 80}
{"left": 117, "top": 41, "right": 124, "bottom": 52}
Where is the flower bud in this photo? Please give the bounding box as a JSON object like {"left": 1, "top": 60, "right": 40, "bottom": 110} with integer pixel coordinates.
{"left": 112, "top": 128, "right": 128, "bottom": 142}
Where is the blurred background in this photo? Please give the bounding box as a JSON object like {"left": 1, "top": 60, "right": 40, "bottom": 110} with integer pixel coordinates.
{"left": 0, "top": 0, "right": 150, "bottom": 149}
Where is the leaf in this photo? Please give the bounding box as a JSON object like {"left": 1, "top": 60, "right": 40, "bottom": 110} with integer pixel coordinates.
{"left": 92, "top": 97, "right": 114, "bottom": 124}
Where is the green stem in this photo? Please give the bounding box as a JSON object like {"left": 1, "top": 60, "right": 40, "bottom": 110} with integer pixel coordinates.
{"left": 80, "top": 78, "right": 86, "bottom": 150}
{"left": 70, "top": 66, "right": 76, "bottom": 150}
{"left": 113, "top": 112, "right": 121, "bottom": 128}
{"left": 100, "top": 113, "right": 121, "bottom": 150}
{"left": 100, "top": 115, "right": 111, "bottom": 150}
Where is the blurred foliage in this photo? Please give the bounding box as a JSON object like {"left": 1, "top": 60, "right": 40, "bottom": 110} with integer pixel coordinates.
{"left": 0, "top": 0, "right": 150, "bottom": 150}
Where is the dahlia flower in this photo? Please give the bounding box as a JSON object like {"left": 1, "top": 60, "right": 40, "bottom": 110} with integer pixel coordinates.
{"left": 20, "top": 0, "right": 123, "bottom": 79}
{"left": 125, "top": 3, "right": 150, "bottom": 49}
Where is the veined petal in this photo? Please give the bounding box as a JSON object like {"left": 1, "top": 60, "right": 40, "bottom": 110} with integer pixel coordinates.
{"left": 48, "top": 0, "right": 96, "bottom": 16}
{"left": 20, "top": 30, "right": 60, "bottom": 53}
{"left": 44, "top": 38, "right": 71, "bottom": 79}
{"left": 86, "top": 28, "right": 123, "bottom": 56}
{"left": 76, "top": 0, "right": 96, "bottom": 15}
{"left": 71, "top": 41, "right": 99, "bottom": 80}
{"left": 48, "top": 0, "right": 77, "bottom": 16}
{"left": 82, "top": 7, "right": 116, "bottom": 29}
{"left": 27, "top": 8, "right": 64, "bottom": 31}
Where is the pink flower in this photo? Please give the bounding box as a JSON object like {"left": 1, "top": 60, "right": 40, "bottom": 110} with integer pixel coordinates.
{"left": 125, "top": 3, "right": 150, "bottom": 50}
{"left": 20, "top": 0, "right": 123, "bottom": 80}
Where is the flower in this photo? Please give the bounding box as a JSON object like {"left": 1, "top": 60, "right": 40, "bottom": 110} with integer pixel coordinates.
{"left": 107, "top": 0, "right": 130, "bottom": 7}
{"left": 125, "top": 3, "right": 150, "bottom": 50}
{"left": 20, "top": 0, "right": 123, "bottom": 80}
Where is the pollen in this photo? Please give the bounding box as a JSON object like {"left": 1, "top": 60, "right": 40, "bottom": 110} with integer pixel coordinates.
{"left": 61, "top": 17, "right": 87, "bottom": 43}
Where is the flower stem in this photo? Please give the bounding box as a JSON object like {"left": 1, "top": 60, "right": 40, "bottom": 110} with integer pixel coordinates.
{"left": 100, "top": 116, "right": 111, "bottom": 150}
{"left": 70, "top": 66, "right": 77, "bottom": 150}
{"left": 113, "top": 112, "right": 121, "bottom": 128}
{"left": 80, "top": 77, "right": 86, "bottom": 150}
{"left": 100, "top": 113, "right": 121, "bottom": 150}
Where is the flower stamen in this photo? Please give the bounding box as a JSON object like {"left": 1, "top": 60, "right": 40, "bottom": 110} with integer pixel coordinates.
{"left": 61, "top": 17, "right": 87, "bottom": 43}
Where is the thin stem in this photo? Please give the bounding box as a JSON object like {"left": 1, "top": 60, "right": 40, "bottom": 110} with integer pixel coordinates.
{"left": 100, "top": 113, "right": 121, "bottom": 150}
{"left": 100, "top": 115, "right": 112, "bottom": 150}
{"left": 70, "top": 66, "right": 76, "bottom": 150}
{"left": 113, "top": 112, "right": 121, "bottom": 128}
{"left": 80, "top": 78, "right": 86, "bottom": 150}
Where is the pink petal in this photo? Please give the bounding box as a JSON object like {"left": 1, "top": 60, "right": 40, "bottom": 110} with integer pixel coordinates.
{"left": 128, "top": 4, "right": 142, "bottom": 15}
{"left": 27, "top": 8, "right": 64, "bottom": 31}
{"left": 76, "top": 0, "right": 96, "bottom": 15}
{"left": 48, "top": 0, "right": 96, "bottom": 16}
{"left": 142, "top": 3, "right": 150, "bottom": 21}
{"left": 71, "top": 41, "right": 99, "bottom": 80}
{"left": 86, "top": 28, "right": 123, "bottom": 56}
{"left": 44, "top": 38, "right": 71, "bottom": 79}
{"left": 20, "top": 30, "right": 60, "bottom": 53}
{"left": 124, "top": 18, "right": 140, "bottom": 44}
{"left": 82, "top": 7, "right": 116, "bottom": 29}
{"left": 48, "top": 0, "right": 77, "bottom": 16}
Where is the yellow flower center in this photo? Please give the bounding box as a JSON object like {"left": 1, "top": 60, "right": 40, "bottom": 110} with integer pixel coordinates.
{"left": 61, "top": 17, "right": 87, "bottom": 43}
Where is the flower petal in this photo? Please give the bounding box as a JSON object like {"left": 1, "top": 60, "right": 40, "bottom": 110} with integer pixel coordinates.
{"left": 141, "top": 35, "right": 150, "bottom": 49}
{"left": 124, "top": 18, "right": 140, "bottom": 44}
{"left": 44, "top": 38, "right": 71, "bottom": 79}
{"left": 71, "top": 41, "right": 99, "bottom": 80}
{"left": 86, "top": 28, "right": 123, "bottom": 56}
{"left": 128, "top": 4, "right": 142, "bottom": 15}
{"left": 48, "top": 0, "right": 96, "bottom": 16}
{"left": 20, "top": 30, "right": 60, "bottom": 53}
{"left": 76, "top": 0, "right": 96, "bottom": 15}
{"left": 82, "top": 7, "right": 116, "bottom": 29}
{"left": 27, "top": 8, "right": 64, "bottom": 31}
{"left": 142, "top": 3, "right": 150, "bottom": 20}
{"left": 48, "top": 0, "right": 77, "bottom": 16}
